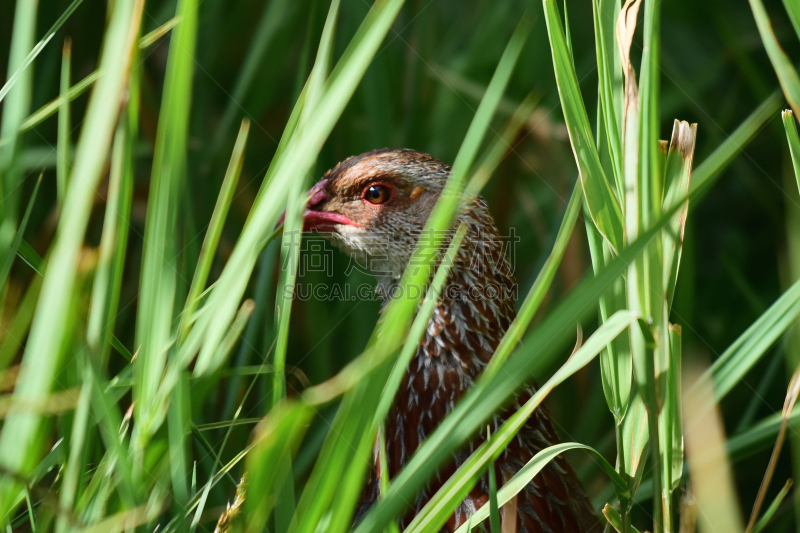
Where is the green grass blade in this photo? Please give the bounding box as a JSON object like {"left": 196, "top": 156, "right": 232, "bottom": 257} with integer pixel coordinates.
{"left": 0, "top": 172, "right": 40, "bottom": 291}
{"left": 268, "top": 14, "right": 341, "bottom": 523}
{"left": 639, "top": 0, "right": 662, "bottom": 227}
{"left": 0, "top": 274, "right": 41, "bottom": 371}
{"left": 378, "top": 426, "right": 399, "bottom": 533}
{"left": 487, "top": 428, "right": 501, "bottom": 533}
{"left": 456, "top": 443, "right": 625, "bottom": 533}
{"left": 244, "top": 402, "right": 316, "bottom": 533}
{"left": 57, "top": 38, "right": 72, "bottom": 206}
{"left": 589, "top": 11, "right": 633, "bottom": 428}
{"left": 662, "top": 121, "right": 697, "bottom": 310}
{"left": 179, "top": 119, "right": 249, "bottom": 345}
{"left": 542, "top": 0, "right": 624, "bottom": 252}
{"left": 211, "top": 300, "right": 255, "bottom": 378}
{"left": 748, "top": 0, "right": 800, "bottom": 117}
{"left": 784, "top": 110, "right": 800, "bottom": 182}
{"left": 294, "top": 22, "right": 528, "bottom": 533}
{"left": 138, "top": 16, "right": 180, "bottom": 49}
{"left": 270, "top": 0, "right": 341, "bottom": 408}
{"left": 0, "top": 0, "right": 38, "bottom": 263}
{"left": 591, "top": 0, "right": 623, "bottom": 194}
{"left": 0, "top": 0, "right": 84, "bottom": 106}
{"left": 221, "top": 245, "right": 278, "bottom": 420}
{"left": 355, "top": 204, "right": 683, "bottom": 532}
{"left": 406, "top": 311, "right": 635, "bottom": 533}
{"left": 86, "top": 113, "right": 134, "bottom": 369}
{"left": 727, "top": 409, "right": 800, "bottom": 462}
{"left": 54, "top": 367, "right": 93, "bottom": 533}
{"left": 168, "top": 370, "right": 192, "bottom": 514}
{"left": 15, "top": 71, "right": 100, "bottom": 135}
{"left": 16, "top": 239, "right": 43, "bottom": 273}
{"left": 465, "top": 91, "right": 539, "bottom": 195}
{"left": 9, "top": 23, "right": 168, "bottom": 140}
{"left": 784, "top": 0, "right": 800, "bottom": 41}
{"left": 191, "top": 0, "right": 405, "bottom": 382}
{"left": 300, "top": 0, "right": 340, "bottom": 121}
{"left": 752, "top": 479, "right": 793, "bottom": 533}
{"left": 661, "top": 325, "right": 683, "bottom": 491}
{"left": 700, "top": 277, "right": 800, "bottom": 403}
{"left": 447, "top": 18, "right": 530, "bottom": 185}
{"left": 87, "top": 365, "right": 138, "bottom": 508}
{"left": 0, "top": 1, "right": 142, "bottom": 516}
{"left": 133, "top": 0, "right": 198, "bottom": 446}
{"left": 602, "top": 503, "right": 643, "bottom": 533}
{"left": 372, "top": 224, "right": 468, "bottom": 431}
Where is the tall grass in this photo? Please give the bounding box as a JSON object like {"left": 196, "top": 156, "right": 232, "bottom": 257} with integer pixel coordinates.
{"left": 1, "top": 0, "right": 800, "bottom": 531}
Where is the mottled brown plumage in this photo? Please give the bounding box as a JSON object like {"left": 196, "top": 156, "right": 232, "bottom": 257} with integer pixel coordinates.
{"left": 302, "top": 148, "right": 600, "bottom": 532}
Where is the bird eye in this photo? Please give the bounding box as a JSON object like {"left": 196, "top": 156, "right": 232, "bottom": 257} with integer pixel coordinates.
{"left": 363, "top": 184, "right": 393, "bottom": 205}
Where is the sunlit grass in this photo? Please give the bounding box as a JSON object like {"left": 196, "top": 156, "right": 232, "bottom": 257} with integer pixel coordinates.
{"left": 0, "top": 0, "right": 799, "bottom": 531}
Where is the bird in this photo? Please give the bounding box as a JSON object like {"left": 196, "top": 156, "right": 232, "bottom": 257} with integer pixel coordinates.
{"left": 300, "top": 148, "right": 600, "bottom": 532}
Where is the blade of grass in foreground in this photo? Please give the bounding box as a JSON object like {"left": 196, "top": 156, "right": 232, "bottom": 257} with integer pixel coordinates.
{"left": 292, "top": 19, "right": 530, "bottom": 533}
{"left": 696, "top": 276, "right": 800, "bottom": 405}
{"left": 271, "top": 0, "right": 340, "bottom": 410}
{"left": 185, "top": 1, "right": 407, "bottom": 528}
{"left": 603, "top": 503, "right": 644, "bottom": 533}
{"left": 0, "top": 173, "right": 40, "bottom": 291}
{"left": 372, "top": 224, "right": 468, "bottom": 431}
{"left": 57, "top": 38, "right": 72, "bottom": 206}
{"left": 454, "top": 443, "right": 622, "bottom": 533}
{"left": 591, "top": 0, "right": 623, "bottom": 196}
{"left": 753, "top": 479, "right": 793, "bottom": 533}
{"left": 410, "top": 311, "right": 635, "bottom": 533}
{"left": 542, "top": 0, "right": 624, "bottom": 252}
{"left": 780, "top": 108, "right": 800, "bottom": 533}
{"left": 0, "top": 0, "right": 142, "bottom": 518}
{"left": 683, "top": 364, "right": 745, "bottom": 532}
{"left": 133, "top": 0, "right": 198, "bottom": 448}
{"left": 54, "top": 367, "right": 92, "bottom": 533}
{"left": 0, "top": 0, "right": 84, "bottom": 106}
{"left": 784, "top": 110, "right": 800, "bottom": 181}
{"left": 179, "top": 119, "right": 249, "bottom": 345}
{"left": 191, "top": 0, "right": 406, "bottom": 379}
{"left": 0, "top": 0, "right": 38, "bottom": 270}
{"left": 747, "top": 0, "right": 800, "bottom": 118}
{"left": 86, "top": 112, "right": 135, "bottom": 369}
{"left": 374, "top": 92, "right": 539, "bottom": 434}
{"left": 355, "top": 197, "right": 688, "bottom": 533}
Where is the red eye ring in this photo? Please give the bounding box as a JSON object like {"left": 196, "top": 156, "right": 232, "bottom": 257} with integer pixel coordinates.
{"left": 361, "top": 182, "right": 394, "bottom": 206}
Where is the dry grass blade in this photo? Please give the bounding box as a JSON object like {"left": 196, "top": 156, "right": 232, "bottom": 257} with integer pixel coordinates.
{"left": 680, "top": 489, "right": 697, "bottom": 533}
{"left": 745, "top": 362, "right": 800, "bottom": 532}
{"left": 683, "top": 362, "right": 744, "bottom": 532}
{"left": 0, "top": 387, "right": 80, "bottom": 417}
{"left": 616, "top": 0, "right": 642, "bottom": 78}
{"left": 214, "top": 475, "right": 246, "bottom": 533}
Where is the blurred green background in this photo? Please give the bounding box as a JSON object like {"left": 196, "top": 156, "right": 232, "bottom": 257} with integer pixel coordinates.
{"left": 2, "top": 0, "right": 800, "bottom": 529}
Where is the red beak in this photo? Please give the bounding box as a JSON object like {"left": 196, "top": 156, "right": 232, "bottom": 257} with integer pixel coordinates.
{"left": 275, "top": 178, "right": 357, "bottom": 232}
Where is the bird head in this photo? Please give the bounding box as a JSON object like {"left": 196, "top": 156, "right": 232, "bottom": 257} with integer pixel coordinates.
{"left": 301, "top": 148, "right": 453, "bottom": 284}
